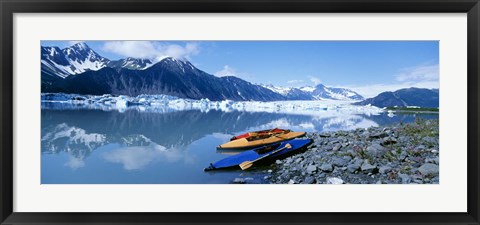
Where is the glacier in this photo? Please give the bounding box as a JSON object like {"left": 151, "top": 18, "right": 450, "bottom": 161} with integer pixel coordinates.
{"left": 41, "top": 93, "right": 383, "bottom": 116}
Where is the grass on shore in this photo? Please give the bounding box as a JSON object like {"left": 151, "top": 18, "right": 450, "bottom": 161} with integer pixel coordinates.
{"left": 386, "top": 107, "right": 439, "bottom": 112}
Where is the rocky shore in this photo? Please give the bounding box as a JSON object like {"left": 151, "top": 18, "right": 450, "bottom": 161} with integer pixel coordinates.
{"left": 263, "top": 118, "right": 439, "bottom": 184}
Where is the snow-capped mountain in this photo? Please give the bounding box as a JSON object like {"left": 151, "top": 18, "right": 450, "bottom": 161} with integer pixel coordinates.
{"left": 299, "top": 86, "right": 316, "bottom": 92}
{"left": 308, "top": 84, "right": 364, "bottom": 100}
{"left": 42, "top": 57, "right": 286, "bottom": 101}
{"left": 262, "top": 84, "right": 363, "bottom": 101}
{"left": 107, "top": 57, "right": 153, "bottom": 71}
{"left": 41, "top": 43, "right": 153, "bottom": 78}
{"left": 261, "top": 84, "right": 292, "bottom": 95}
{"left": 41, "top": 43, "right": 110, "bottom": 78}
{"left": 261, "top": 84, "right": 314, "bottom": 100}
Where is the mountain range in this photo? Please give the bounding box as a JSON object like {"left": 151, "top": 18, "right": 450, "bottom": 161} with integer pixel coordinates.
{"left": 354, "top": 87, "right": 439, "bottom": 108}
{"left": 41, "top": 43, "right": 364, "bottom": 101}
{"left": 261, "top": 84, "right": 363, "bottom": 101}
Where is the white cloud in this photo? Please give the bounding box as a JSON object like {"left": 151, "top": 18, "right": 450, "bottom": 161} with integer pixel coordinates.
{"left": 68, "top": 41, "right": 85, "bottom": 46}
{"left": 213, "top": 65, "right": 256, "bottom": 82}
{"left": 340, "top": 64, "right": 439, "bottom": 98}
{"left": 396, "top": 64, "right": 439, "bottom": 82}
{"left": 308, "top": 76, "right": 322, "bottom": 85}
{"left": 102, "top": 41, "right": 200, "bottom": 61}
{"left": 64, "top": 156, "right": 85, "bottom": 170}
{"left": 210, "top": 133, "right": 233, "bottom": 141}
{"left": 214, "top": 65, "right": 236, "bottom": 77}
{"left": 287, "top": 79, "right": 304, "bottom": 84}
{"left": 103, "top": 41, "right": 157, "bottom": 59}
{"left": 156, "top": 43, "right": 200, "bottom": 61}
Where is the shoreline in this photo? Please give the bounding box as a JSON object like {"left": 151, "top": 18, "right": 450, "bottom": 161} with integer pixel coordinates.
{"left": 259, "top": 118, "right": 439, "bottom": 184}
{"left": 390, "top": 110, "right": 439, "bottom": 114}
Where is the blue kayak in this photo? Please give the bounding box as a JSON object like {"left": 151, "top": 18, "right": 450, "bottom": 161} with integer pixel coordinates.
{"left": 204, "top": 139, "right": 313, "bottom": 171}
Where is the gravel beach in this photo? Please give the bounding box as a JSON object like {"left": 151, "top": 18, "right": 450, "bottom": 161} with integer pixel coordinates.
{"left": 262, "top": 118, "right": 439, "bottom": 184}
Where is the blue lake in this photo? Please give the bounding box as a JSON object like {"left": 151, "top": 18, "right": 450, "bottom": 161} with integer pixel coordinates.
{"left": 41, "top": 105, "right": 438, "bottom": 184}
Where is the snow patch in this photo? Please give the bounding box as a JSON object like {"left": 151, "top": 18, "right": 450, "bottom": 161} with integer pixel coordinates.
{"left": 300, "top": 86, "right": 315, "bottom": 93}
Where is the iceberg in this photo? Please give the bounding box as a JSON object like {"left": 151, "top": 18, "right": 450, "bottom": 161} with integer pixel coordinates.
{"left": 41, "top": 93, "right": 384, "bottom": 116}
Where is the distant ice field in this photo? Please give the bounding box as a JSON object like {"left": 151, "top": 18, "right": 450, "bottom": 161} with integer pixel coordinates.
{"left": 41, "top": 93, "right": 384, "bottom": 117}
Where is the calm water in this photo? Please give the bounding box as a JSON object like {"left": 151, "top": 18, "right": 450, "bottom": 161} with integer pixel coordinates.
{"left": 41, "top": 105, "right": 438, "bottom": 184}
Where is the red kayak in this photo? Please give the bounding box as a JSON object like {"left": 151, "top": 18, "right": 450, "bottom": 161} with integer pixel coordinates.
{"left": 230, "top": 128, "right": 289, "bottom": 141}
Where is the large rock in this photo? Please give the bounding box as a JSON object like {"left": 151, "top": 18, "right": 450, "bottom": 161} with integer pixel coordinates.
{"left": 414, "top": 145, "right": 426, "bottom": 151}
{"left": 320, "top": 163, "right": 333, "bottom": 172}
{"left": 343, "top": 155, "right": 353, "bottom": 161}
{"left": 410, "top": 156, "right": 424, "bottom": 163}
{"left": 324, "top": 145, "right": 333, "bottom": 151}
{"left": 379, "top": 166, "right": 392, "bottom": 174}
{"left": 306, "top": 165, "right": 317, "bottom": 174}
{"left": 398, "top": 173, "right": 411, "bottom": 184}
{"left": 295, "top": 157, "right": 304, "bottom": 163}
{"left": 347, "top": 158, "right": 363, "bottom": 173}
{"left": 326, "top": 177, "right": 344, "bottom": 184}
{"left": 303, "top": 176, "right": 316, "bottom": 184}
{"left": 319, "top": 133, "right": 331, "bottom": 138}
{"left": 366, "top": 143, "right": 386, "bottom": 158}
{"left": 332, "top": 157, "right": 348, "bottom": 167}
{"left": 369, "top": 131, "right": 388, "bottom": 139}
{"left": 347, "top": 164, "right": 360, "bottom": 173}
{"left": 332, "top": 143, "right": 342, "bottom": 151}
{"left": 361, "top": 161, "right": 377, "bottom": 173}
{"left": 381, "top": 137, "right": 397, "bottom": 146}
{"left": 418, "top": 163, "right": 439, "bottom": 176}
{"left": 424, "top": 157, "right": 439, "bottom": 165}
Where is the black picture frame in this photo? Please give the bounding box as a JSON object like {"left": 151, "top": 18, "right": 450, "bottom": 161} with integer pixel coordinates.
{"left": 1, "top": 0, "right": 479, "bottom": 224}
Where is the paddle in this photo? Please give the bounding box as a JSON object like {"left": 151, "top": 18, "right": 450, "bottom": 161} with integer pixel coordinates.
{"left": 239, "top": 143, "right": 292, "bottom": 170}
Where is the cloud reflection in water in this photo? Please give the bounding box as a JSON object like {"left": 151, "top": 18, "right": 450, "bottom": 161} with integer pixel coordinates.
{"left": 102, "top": 143, "right": 195, "bottom": 170}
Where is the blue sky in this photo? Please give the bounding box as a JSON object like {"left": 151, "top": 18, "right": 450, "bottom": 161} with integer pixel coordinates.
{"left": 41, "top": 40, "right": 439, "bottom": 97}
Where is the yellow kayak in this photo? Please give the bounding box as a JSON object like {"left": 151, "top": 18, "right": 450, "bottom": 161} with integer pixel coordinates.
{"left": 217, "top": 131, "right": 306, "bottom": 150}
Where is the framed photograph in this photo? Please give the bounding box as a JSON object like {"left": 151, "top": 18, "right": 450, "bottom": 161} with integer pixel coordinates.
{"left": 1, "top": 0, "right": 479, "bottom": 224}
